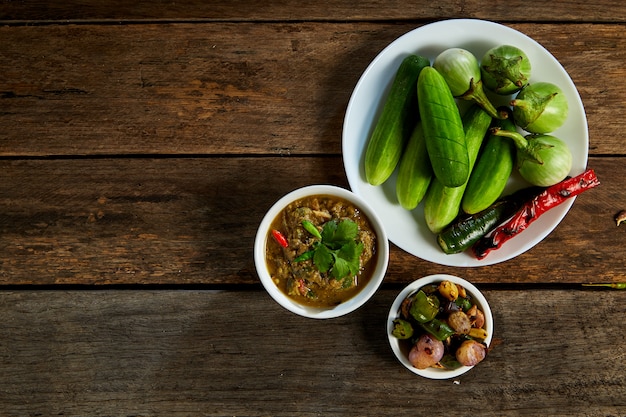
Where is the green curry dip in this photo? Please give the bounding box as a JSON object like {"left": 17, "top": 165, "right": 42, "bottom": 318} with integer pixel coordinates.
{"left": 265, "top": 194, "right": 378, "bottom": 307}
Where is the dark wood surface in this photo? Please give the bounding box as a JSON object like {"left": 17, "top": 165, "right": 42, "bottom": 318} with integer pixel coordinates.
{"left": 2, "top": 1, "right": 626, "bottom": 415}
{"left": 0, "top": 22, "right": 624, "bottom": 157}
{"left": 1, "top": 156, "right": 624, "bottom": 286}
{"left": 1, "top": 288, "right": 625, "bottom": 416}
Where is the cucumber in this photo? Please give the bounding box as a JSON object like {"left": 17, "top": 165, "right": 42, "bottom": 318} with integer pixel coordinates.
{"left": 396, "top": 121, "right": 432, "bottom": 210}
{"left": 437, "top": 186, "right": 543, "bottom": 254}
{"left": 364, "top": 54, "right": 430, "bottom": 186}
{"left": 423, "top": 105, "right": 492, "bottom": 234}
{"left": 462, "top": 107, "right": 516, "bottom": 214}
{"left": 417, "top": 66, "right": 468, "bottom": 188}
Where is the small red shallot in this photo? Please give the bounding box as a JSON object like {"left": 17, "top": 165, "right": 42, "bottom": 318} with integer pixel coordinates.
{"left": 456, "top": 340, "right": 487, "bottom": 367}
{"left": 409, "top": 334, "right": 445, "bottom": 369}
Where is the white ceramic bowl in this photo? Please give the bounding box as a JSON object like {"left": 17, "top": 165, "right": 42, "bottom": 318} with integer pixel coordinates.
{"left": 254, "top": 185, "right": 389, "bottom": 319}
{"left": 387, "top": 274, "right": 493, "bottom": 379}
{"left": 343, "top": 19, "right": 589, "bottom": 266}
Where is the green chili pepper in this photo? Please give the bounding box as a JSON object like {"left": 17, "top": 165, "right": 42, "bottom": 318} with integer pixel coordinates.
{"left": 391, "top": 319, "right": 414, "bottom": 339}
{"left": 301, "top": 220, "right": 322, "bottom": 239}
{"left": 455, "top": 296, "right": 472, "bottom": 312}
{"left": 409, "top": 290, "right": 440, "bottom": 323}
{"left": 341, "top": 275, "right": 355, "bottom": 289}
{"left": 439, "top": 353, "right": 462, "bottom": 370}
{"left": 583, "top": 283, "right": 626, "bottom": 290}
{"left": 293, "top": 250, "right": 314, "bottom": 263}
{"left": 420, "top": 318, "right": 455, "bottom": 341}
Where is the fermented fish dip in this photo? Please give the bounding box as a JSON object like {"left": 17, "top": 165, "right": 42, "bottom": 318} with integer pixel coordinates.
{"left": 265, "top": 195, "right": 378, "bottom": 307}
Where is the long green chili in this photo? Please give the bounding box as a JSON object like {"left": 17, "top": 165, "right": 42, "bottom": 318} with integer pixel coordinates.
{"left": 301, "top": 220, "right": 322, "bottom": 239}
{"left": 582, "top": 283, "right": 626, "bottom": 290}
{"left": 293, "top": 250, "right": 315, "bottom": 263}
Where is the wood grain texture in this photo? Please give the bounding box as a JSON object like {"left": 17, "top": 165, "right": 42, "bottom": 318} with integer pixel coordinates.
{"left": 2, "top": 0, "right": 625, "bottom": 22}
{"left": 1, "top": 4, "right": 625, "bottom": 415}
{"left": 1, "top": 156, "right": 621, "bottom": 286}
{"left": 1, "top": 289, "right": 625, "bottom": 416}
{"left": 0, "top": 22, "right": 624, "bottom": 156}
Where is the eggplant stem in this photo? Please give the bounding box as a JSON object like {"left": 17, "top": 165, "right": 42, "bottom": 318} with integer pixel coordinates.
{"left": 460, "top": 78, "right": 505, "bottom": 120}
{"left": 490, "top": 128, "right": 544, "bottom": 165}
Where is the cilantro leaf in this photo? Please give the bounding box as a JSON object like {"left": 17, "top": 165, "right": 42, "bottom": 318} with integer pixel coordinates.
{"left": 331, "top": 255, "right": 351, "bottom": 280}
{"left": 336, "top": 241, "right": 364, "bottom": 276}
{"left": 334, "top": 220, "right": 359, "bottom": 244}
{"left": 296, "top": 218, "right": 364, "bottom": 281}
{"left": 313, "top": 244, "right": 333, "bottom": 274}
{"left": 320, "top": 220, "right": 338, "bottom": 246}
{"left": 320, "top": 219, "right": 359, "bottom": 249}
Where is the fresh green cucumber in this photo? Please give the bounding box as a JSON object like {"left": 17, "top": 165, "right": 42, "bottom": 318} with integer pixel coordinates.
{"left": 437, "top": 186, "right": 543, "bottom": 254}
{"left": 417, "top": 66, "right": 468, "bottom": 188}
{"left": 364, "top": 54, "right": 430, "bottom": 186}
{"left": 396, "top": 121, "right": 432, "bottom": 210}
{"left": 423, "top": 105, "right": 492, "bottom": 234}
{"left": 462, "top": 107, "right": 516, "bottom": 214}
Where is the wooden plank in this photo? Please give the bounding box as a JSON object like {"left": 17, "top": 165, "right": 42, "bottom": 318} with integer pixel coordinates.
{"left": 1, "top": 0, "right": 625, "bottom": 22}
{"left": 0, "top": 22, "right": 624, "bottom": 156}
{"left": 0, "top": 156, "right": 621, "bottom": 286}
{"left": 0, "top": 289, "right": 625, "bottom": 415}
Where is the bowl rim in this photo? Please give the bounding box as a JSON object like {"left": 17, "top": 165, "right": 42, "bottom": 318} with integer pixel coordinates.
{"left": 254, "top": 184, "right": 390, "bottom": 319}
{"left": 387, "top": 274, "right": 493, "bottom": 379}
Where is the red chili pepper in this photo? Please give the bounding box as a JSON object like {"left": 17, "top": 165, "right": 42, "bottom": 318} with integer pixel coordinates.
{"left": 473, "top": 169, "right": 600, "bottom": 259}
{"left": 296, "top": 278, "right": 308, "bottom": 296}
{"left": 271, "top": 229, "right": 289, "bottom": 248}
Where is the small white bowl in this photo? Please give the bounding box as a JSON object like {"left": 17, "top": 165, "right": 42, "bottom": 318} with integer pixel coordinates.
{"left": 254, "top": 185, "right": 389, "bottom": 319}
{"left": 387, "top": 274, "right": 493, "bottom": 379}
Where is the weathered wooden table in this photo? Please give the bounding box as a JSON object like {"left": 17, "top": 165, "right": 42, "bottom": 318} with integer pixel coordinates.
{"left": 1, "top": 2, "right": 625, "bottom": 415}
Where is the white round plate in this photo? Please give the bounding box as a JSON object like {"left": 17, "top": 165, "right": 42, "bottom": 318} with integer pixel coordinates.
{"left": 342, "top": 19, "right": 589, "bottom": 266}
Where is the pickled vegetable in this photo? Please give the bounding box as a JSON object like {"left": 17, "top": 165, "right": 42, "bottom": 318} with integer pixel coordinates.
{"left": 391, "top": 280, "right": 490, "bottom": 371}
